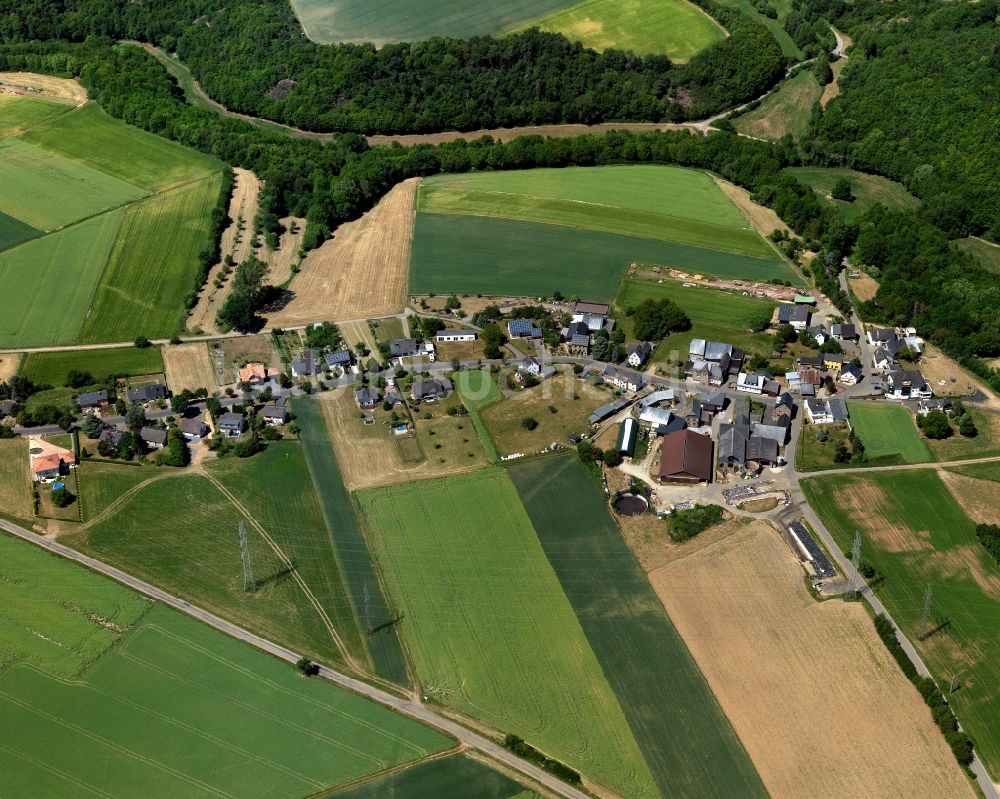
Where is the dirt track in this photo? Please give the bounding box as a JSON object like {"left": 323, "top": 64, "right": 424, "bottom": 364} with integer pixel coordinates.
{"left": 268, "top": 178, "right": 417, "bottom": 326}
{"left": 650, "top": 521, "right": 976, "bottom": 799}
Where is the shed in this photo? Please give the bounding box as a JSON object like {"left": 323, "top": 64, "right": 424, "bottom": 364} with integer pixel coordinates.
{"left": 617, "top": 417, "right": 638, "bottom": 457}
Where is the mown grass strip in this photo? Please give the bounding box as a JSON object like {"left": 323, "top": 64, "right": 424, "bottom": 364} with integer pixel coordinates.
{"left": 509, "top": 454, "right": 769, "bottom": 799}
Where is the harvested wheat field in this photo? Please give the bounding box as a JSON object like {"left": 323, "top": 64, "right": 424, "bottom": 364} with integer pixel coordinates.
{"left": 939, "top": 470, "right": 1000, "bottom": 526}
{"left": 163, "top": 343, "right": 217, "bottom": 393}
{"left": 919, "top": 342, "right": 997, "bottom": 405}
{"left": 0, "top": 353, "right": 20, "bottom": 382}
{"left": 650, "top": 521, "right": 975, "bottom": 799}
{"left": 187, "top": 168, "right": 261, "bottom": 332}
{"left": 0, "top": 72, "right": 87, "bottom": 105}
{"left": 712, "top": 177, "right": 791, "bottom": 238}
{"left": 848, "top": 272, "right": 879, "bottom": 302}
{"left": 269, "top": 179, "right": 416, "bottom": 326}
{"left": 316, "top": 390, "right": 484, "bottom": 490}
{"left": 259, "top": 215, "right": 305, "bottom": 286}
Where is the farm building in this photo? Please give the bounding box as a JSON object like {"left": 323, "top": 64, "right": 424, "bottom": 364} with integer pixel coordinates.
{"left": 788, "top": 522, "right": 836, "bottom": 578}
{"left": 777, "top": 304, "right": 810, "bottom": 329}
{"left": 180, "top": 418, "right": 209, "bottom": 440}
{"left": 794, "top": 295, "right": 816, "bottom": 305}
{"left": 588, "top": 397, "right": 632, "bottom": 425}
{"left": 617, "top": 417, "right": 638, "bottom": 457}
{"left": 884, "top": 369, "right": 932, "bottom": 400}
{"left": 127, "top": 384, "right": 169, "bottom": 403}
{"left": 572, "top": 301, "right": 610, "bottom": 316}
{"left": 139, "top": 426, "right": 168, "bottom": 450}
{"left": 507, "top": 319, "right": 542, "bottom": 339}
{"left": 435, "top": 329, "right": 476, "bottom": 342}
{"left": 626, "top": 342, "right": 652, "bottom": 368}
{"left": 717, "top": 423, "right": 779, "bottom": 467}
{"left": 388, "top": 339, "right": 420, "bottom": 357}
{"left": 78, "top": 390, "right": 109, "bottom": 412}
{"left": 658, "top": 429, "right": 713, "bottom": 483}
{"left": 639, "top": 389, "right": 675, "bottom": 410}
{"left": 238, "top": 363, "right": 269, "bottom": 385}
{"left": 218, "top": 412, "right": 247, "bottom": 436}
{"left": 640, "top": 406, "right": 685, "bottom": 436}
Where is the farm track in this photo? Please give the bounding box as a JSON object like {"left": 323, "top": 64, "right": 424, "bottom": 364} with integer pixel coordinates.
{"left": 0, "top": 516, "right": 592, "bottom": 799}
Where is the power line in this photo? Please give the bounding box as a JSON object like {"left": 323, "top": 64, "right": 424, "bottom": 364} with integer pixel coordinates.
{"left": 919, "top": 583, "right": 933, "bottom": 640}
{"left": 238, "top": 519, "right": 256, "bottom": 593}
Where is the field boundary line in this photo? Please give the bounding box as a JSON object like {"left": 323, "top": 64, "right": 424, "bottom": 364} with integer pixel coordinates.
{"left": 0, "top": 739, "right": 114, "bottom": 798}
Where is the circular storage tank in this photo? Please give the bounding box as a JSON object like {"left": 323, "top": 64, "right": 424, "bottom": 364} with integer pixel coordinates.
{"left": 612, "top": 493, "right": 649, "bottom": 517}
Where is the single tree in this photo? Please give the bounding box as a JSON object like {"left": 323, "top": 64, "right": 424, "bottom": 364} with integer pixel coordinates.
{"left": 831, "top": 177, "right": 854, "bottom": 202}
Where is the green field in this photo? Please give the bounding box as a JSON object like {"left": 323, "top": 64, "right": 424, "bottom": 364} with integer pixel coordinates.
{"left": 291, "top": 0, "right": 580, "bottom": 44}
{"left": 0, "top": 439, "right": 33, "bottom": 524}
{"left": 358, "top": 469, "right": 660, "bottom": 798}
{"left": 454, "top": 369, "right": 503, "bottom": 461}
{"left": 21, "top": 102, "right": 222, "bottom": 191}
{"left": 509, "top": 455, "right": 767, "bottom": 798}
{"left": 954, "top": 236, "right": 1000, "bottom": 275}
{"left": 615, "top": 277, "right": 778, "bottom": 358}
{"left": 21, "top": 346, "right": 164, "bottom": 387}
{"left": 0, "top": 210, "right": 39, "bottom": 251}
{"left": 329, "top": 754, "right": 526, "bottom": 799}
{"left": 510, "top": 0, "right": 724, "bottom": 59}
{"left": 733, "top": 69, "right": 822, "bottom": 142}
{"left": 0, "top": 138, "right": 145, "bottom": 230}
{"left": 802, "top": 469, "right": 1000, "bottom": 775}
{"left": 0, "top": 94, "right": 68, "bottom": 138}
{"left": 785, "top": 167, "right": 920, "bottom": 221}
{"left": 77, "top": 461, "right": 166, "bottom": 521}
{"left": 847, "top": 401, "right": 931, "bottom": 465}
{"left": 64, "top": 443, "right": 362, "bottom": 669}
{"left": 0, "top": 533, "right": 451, "bottom": 799}
{"left": 79, "top": 174, "right": 225, "bottom": 342}
{"left": 296, "top": 398, "right": 410, "bottom": 684}
{"left": 419, "top": 167, "right": 773, "bottom": 257}
{"left": 0, "top": 210, "right": 125, "bottom": 348}
{"left": 412, "top": 215, "right": 794, "bottom": 300}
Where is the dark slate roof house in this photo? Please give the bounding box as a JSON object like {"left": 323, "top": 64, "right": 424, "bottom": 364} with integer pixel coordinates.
{"left": 127, "top": 384, "right": 169, "bottom": 403}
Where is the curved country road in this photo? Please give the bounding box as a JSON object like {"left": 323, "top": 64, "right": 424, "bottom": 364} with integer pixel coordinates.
{"left": 0, "top": 518, "right": 590, "bottom": 799}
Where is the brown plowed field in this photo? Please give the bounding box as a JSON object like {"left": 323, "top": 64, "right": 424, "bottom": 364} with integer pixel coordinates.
{"left": 0, "top": 72, "right": 87, "bottom": 105}
{"left": 939, "top": 469, "right": 1000, "bottom": 526}
{"left": 187, "top": 167, "right": 261, "bottom": 333}
{"left": 269, "top": 179, "right": 416, "bottom": 326}
{"left": 163, "top": 343, "right": 216, "bottom": 393}
{"left": 649, "top": 521, "right": 975, "bottom": 799}
{"left": 0, "top": 353, "right": 20, "bottom": 382}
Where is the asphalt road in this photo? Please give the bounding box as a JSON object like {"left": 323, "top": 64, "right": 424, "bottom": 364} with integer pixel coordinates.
{"left": 0, "top": 517, "right": 590, "bottom": 799}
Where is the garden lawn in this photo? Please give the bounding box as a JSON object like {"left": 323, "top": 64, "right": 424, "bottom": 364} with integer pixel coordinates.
{"left": 785, "top": 167, "right": 919, "bottom": 221}
{"left": 510, "top": 0, "right": 724, "bottom": 59}
{"left": 455, "top": 369, "right": 503, "bottom": 461}
{"left": 0, "top": 535, "right": 451, "bottom": 799}
{"left": 411, "top": 215, "right": 793, "bottom": 300}
{"left": 21, "top": 102, "right": 222, "bottom": 191}
{"left": 78, "top": 461, "right": 165, "bottom": 522}
{"left": 847, "top": 401, "right": 930, "bottom": 465}
{"left": 614, "top": 277, "right": 778, "bottom": 360}
{"left": 0, "top": 138, "right": 144, "bottom": 230}
{"left": 296, "top": 398, "right": 410, "bottom": 684}
{"left": 0, "top": 94, "right": 68, "bottom": 138}
{"left": 510, "top": 455, "right": 767, "bottom": 799}
{"left": 79, "top": 174, "right": 225, "bottom": 343}
{"left": 21, "top": 347, "right": 164, "bottom": 387}
{"left": 358, "top": 469, "right": 660, "bottom": 799}
{"left": 328, "top": 754, "right": 526, "bottom": 799}
{"left": 733, "top": 70, "right": 822, "bottom": 142}
{"left": 802, "top": 470, "right": 1000, "bottom": 777}
{"left": 794, "top": 421, "right": 853, "bottom": 471}
{"left": 418, "top": 166, "right": 774, "bottom": 258}
{"left": 63, "top": 444, "right": 357, "bottom": 668}
{"left": 290, "top": 0, "right": 579, "bottom": 45}
{"left": 0, "top": 210, "right": 125, "bottom": 348}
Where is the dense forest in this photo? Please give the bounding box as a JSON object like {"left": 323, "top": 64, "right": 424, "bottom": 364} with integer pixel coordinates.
{"left": 0, "top": 0, "right": 784, "bottom": 133}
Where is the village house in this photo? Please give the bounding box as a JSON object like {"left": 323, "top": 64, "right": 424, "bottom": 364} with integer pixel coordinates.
{"left": 355, "top": 387, "right": 381, "bottom": 409}
{"left": 127, "top": 384, "right": 169, "bottom": 404}
{"left": 517, "top": 356, "right": 542, "bottom": 377}
{"left": 602, "top": 365, "right": 644, "bottom": 392}
{"left": 291, "top": 349, "right": 319, "bottom": 377}
{"left": 411, "top": 377, "right": 453, "bottom": 402}
{"left": 99, "top": 427, "right": 125, "bottom": 447}
{"left": 507, "top": 319, "right": 542, "bottom": 339}
{"left": 78, "top": 390, "right": 109, "bottom": 413}
{"left": 238, "top": 363, "right": 269, "bottom": 385}
{"left": 435, "top": 329, "right": 477, "bottom": 343}
{"left": 822, "top": 353, "right": 845, "bottom": 371}
{"left": 831, "top": 323, "right": 858, "bottom": 341}
{"left": 807, "top": 325, "right": 827, "bottom": 346}
{"left": 31, "top": 449, "right": 77, "bottom": 482}
{"left": 139, "top": 426, "right": 168, "bottom": 450}
{"left": 262, "top": 404, "right": 289, "bottom": 425}
{"left": 736, "top": 372, "right": 765, "bottom": 394}
{"left": 804, "top": 398, "right": 849, "bottom": 424}
{"left": 325, "top": 349, "right": 353, "bottom": 372}
{"left": 180, "top": 418, "right": 209, "bottom": 440}
{"left": 384, "top": 389, "right": 404, "bottom": 407}
{"left": 884, "top": 369, "right": 932, "bottom": 400}
{"left": 658, "top": 429, "right": 713, "bottom": 484}
{"left": 217, "top": 412, "right": 247, "bottom": 437}
{"left": 918, "top": 397, "right": 953, "bottom": 415}
{"left": 388, "top": 339, "right": 420, "bottom": 358}
{"left": 561, "top": 320, "right": 591, "bottom": 353}
{"left": 626, "top": 342, "right": 652, "bottom": 368}
{"left": 867, "top": 327, "right": 897, "bottom": 347}
{"left": 839, "top": 363, "right": 863, "bottom": 385}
